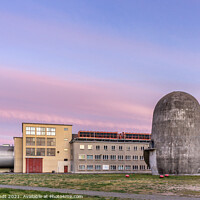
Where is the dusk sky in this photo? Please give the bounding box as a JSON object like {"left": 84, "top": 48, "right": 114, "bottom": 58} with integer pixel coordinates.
{"left": 1, "top": 0, "right": 200, "bottom": 144}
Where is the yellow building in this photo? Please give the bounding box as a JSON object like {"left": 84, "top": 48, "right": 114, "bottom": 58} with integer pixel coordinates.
{"left": 14, "top": 123, "right": 72, "bottom": 173}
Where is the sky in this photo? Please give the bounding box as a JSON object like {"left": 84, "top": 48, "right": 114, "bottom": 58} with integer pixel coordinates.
{"left": 1, "top": 0, "right": 200, "bottom": 144}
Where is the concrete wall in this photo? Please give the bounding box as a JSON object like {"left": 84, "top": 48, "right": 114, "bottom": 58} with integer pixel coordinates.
{"left": 144, "top": 148, "right": 159, "bottom": 175}
{"left": 151, "top": 91, "right": 200, "bottom": 175}
{"left": 14, "top": 137, "right": 23, "bottom": 173}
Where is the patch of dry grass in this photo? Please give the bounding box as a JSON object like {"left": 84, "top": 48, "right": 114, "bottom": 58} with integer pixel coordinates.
{"left": 0, "top": 174, "right": 199, "bottom": 197}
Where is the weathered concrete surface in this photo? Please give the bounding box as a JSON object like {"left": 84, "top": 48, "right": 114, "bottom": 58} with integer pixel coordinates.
{"left": 151, "top": 91, "right": 200, "bottom": 175}
{"left": 144, "top": 149, "right": 159, "bottom": 175}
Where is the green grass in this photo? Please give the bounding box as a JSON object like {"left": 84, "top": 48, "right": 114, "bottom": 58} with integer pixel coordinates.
{"left": 0, "top": 173, "right": 199, "bottom": 197}
{"left": 0, "top": 188, "right": 120, "bottom": 200}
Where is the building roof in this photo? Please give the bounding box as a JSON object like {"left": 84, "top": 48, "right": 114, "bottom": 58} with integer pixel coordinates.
{"left": 70, "top": 137, "right": 150, "bottom": 143}
{"left": 22, "top": 122, "right": 73, "bottom": 126}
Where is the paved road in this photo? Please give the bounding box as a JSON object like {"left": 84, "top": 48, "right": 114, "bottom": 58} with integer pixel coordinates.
{"left": 0, "top": 184, "right": 199, "bottom": 200}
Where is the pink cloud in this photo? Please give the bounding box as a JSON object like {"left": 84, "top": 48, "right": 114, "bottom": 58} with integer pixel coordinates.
{"left": 0, "top": 108, "right": 151, "bottom": 131}
{"left": 0, "top": 67, "right": 155, "bottom": 137}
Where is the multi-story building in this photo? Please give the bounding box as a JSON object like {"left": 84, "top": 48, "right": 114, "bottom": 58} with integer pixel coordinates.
{"left": 12, "top": 124, "right": 151, "bottom": 174}
{"left": 14, "top": 123, "right": 72, "bottom": 173}
{"left": 70, "top": 131, "right": 151, "bottom": 173}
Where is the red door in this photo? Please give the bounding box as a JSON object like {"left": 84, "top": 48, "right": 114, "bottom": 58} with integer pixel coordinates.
{"left": 64, "top": 165, "right": 68, "bottom": 173}
{"left": 26, "top": 158, "right": 43, "bottom": 173}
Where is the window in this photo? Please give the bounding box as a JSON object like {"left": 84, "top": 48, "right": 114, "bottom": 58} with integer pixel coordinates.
{"left": 95, "top": 155, "right": 101, "bottom": 160}
{"left": 119, "top": 146, "right": 123, "bottom": 151}
{"left": 134, "top": 146, "right": 137, "bottom": 151}
{"left": 104, "top": 145, "right": 108, "bottom": 150}
{"left": 140, "top": 156, "right": 144, "bottom": 160}
{"left": 47, "top": 148, "right": 55, "bottom": 156}
{"left": 110, "top": 155, "right": 116, "bottom": 160}
{"left": 36, "top": 127, "right": 45, "bottom": 136}
{"left": 79, "top": 165, "right": 85, "bottom": 170}
{"left": 133, "top": 155, "right": 138, "bottom": 160}
{"left": 103, "top": 155, "right": 108, "bottom": 160}
{"left": 26, "top": 127, "right": 35, "bottom": 135}
{"left": 110, "top": 165, "right": 116, "bottom": 170}
{"left": 147, "top": 165, "right": 151, "bottom": 170}
{"left": 126, "top": 146, "right": 131, "bottom": 151}
{"left": 87, "top": 155, "right": 93, "bottom": 160}
{"left": 111, "top": 146, "right": 115, "bottom": 151}
{"left": 36, "top": 138, "right": 45, "bottom": 146}
{"left": 79, "top": 154, "right": 86, "bottom": 160}
{"left": 125, "top": 165, "right": 131, "bottom": 170}
{"left": 88, "top": 145, "right": 93, "bottom": 150}
{"left": 80, "top": 145, "right": 85, "bottom": 150}
{"left": 140, "top": 165, "right": 146, "bottom": 170}
{"left": 36, "top": 148, "right": 45, "bottom": 156}
{"left": 47, "top": 128, "right": 56, "bottom": 136}
{"left": 102, "top": 165, "right": 109, "bottom": 170}
{"left": 26, "top": 137, "right": 35, "bottom": 146}
{"left": 118, "top": 165, "right": 124, "bottom": 170}
{"left": 26, "top": 148, "right": 35, "bottom": 156}
{"left": 26, "top": 127, "right": 31, "bottom": 134}
{"left": 118, "top": 155, "right": 123, "bottom": 160}
{"left": 96, "top": 145, "right": 100, "bottom": 150}
{"left": 95, "top": 165, "right": 101, "bottom": 170}
{"left": 133, "top": 165, "right": 138, "bottom": 170}
{"left": 47, "top": 138, "right": 56, "bottom": 146}
{"left": 125, "top": 155, "right": 131, "bottom": 160}
{"left": 141, "top": 146, "right": 144, "bottom": 151}
{"left": 64, "top": 128, "right": 68, "bottom": 131}
{"left": 87, "top": 165, "right": 93, "bottom": 170}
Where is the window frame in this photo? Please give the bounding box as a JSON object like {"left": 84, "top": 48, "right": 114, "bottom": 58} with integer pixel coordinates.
{"left": 79, "top": 165, "right": 85, "bottom": 170}
{"left": 87, "top": 155, "right": 93, "bottom": 160}
{"left": 79, "top": 154, "right": 86, "bottom": 160}
{"left": 47, "top": 148, "right": 56, "bottom": 156}
{"left": 26, "top": 148, "right": 35, "bottom": 156}
{"left": 87, "top": 165, "right": 93, "bottom": 170}
{"left": 80, "top": 145, "right": 85, "bottom": 150}
{"left": 36, "top": 148, "right": 45, "bottom": 156}
{"left": 47, "top": 138, "right": 56, "bottom": 146}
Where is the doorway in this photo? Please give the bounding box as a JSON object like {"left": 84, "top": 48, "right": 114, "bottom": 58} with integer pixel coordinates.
{"left": 26, "top": 158, "right": 43, "bottom": 173}
{"left": 64, "top": 165, "right": 68, "bottom": 173}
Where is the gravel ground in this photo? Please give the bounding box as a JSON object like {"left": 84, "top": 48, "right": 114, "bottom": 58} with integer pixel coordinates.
{"left": 0, "top": 184, "right": 200, "bottom": 200}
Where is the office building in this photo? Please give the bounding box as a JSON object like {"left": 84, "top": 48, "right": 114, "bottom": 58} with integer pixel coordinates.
{"left": 71, "top": 131, "right": 151, "bottom": 173}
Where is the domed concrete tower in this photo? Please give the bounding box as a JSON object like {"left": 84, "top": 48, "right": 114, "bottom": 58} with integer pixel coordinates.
{"left": 150, "top": 91, "right": 200, "bottom": 174}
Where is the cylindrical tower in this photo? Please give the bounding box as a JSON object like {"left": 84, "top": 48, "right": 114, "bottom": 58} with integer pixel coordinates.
{"left": 151, "top": 91, "right": 200, "bottom": 174}
{"left": 0, "top": 146, "right": 14, "bottom": 168}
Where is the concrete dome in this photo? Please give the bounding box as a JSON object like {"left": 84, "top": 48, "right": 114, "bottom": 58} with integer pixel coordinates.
{"left": 151, "top": 91, "right": 200, "bottom": 174}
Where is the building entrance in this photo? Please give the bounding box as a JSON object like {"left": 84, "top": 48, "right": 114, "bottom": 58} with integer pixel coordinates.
{"left": 64, "top": 165, "right": 68, "bottom": 173}
{"left": 26, "top": 158, "right": 43, "bottom": 173}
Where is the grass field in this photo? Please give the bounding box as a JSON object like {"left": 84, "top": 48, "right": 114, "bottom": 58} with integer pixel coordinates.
{"left": 0, "top": 173, "right": 199, "bottom": 197}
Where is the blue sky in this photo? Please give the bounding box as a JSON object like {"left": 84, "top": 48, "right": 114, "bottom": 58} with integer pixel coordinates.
{"left": 0, "top": 0, "right": 200, "bottom": 144}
